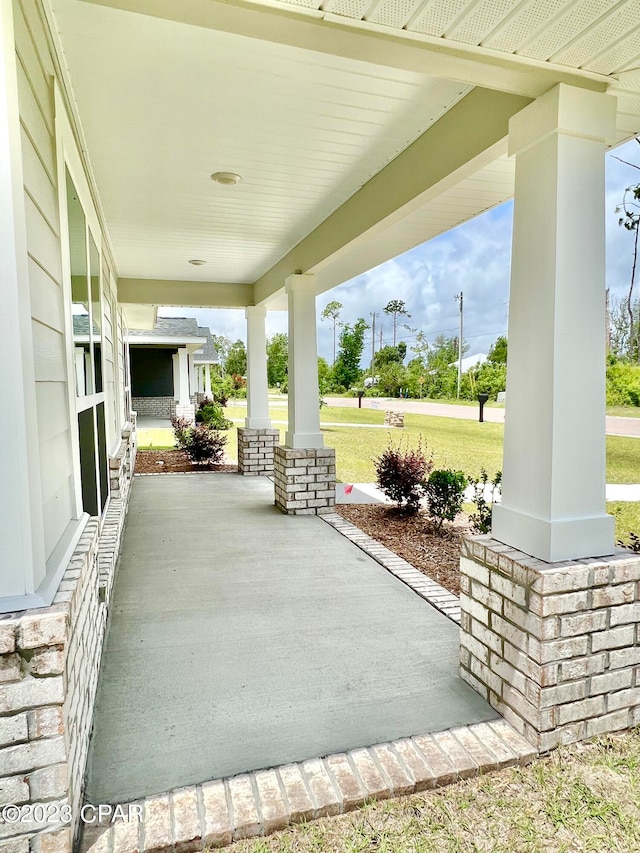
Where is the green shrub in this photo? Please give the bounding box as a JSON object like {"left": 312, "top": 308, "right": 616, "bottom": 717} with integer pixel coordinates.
{"left": 606, "top": 359, "right": 640, "bottom": 407}
{"left": 184, "top": 425, "right": 227, "bottom": 465}
{"left": 196, "top": 399, "right": 232, "bottom": 430}
{"left": 171, "top": 416, "right": 192, "bottom": 450}
{"left": 424, "top": 469, "right": 467, "bottom": 531}
{"left": 171, "top": 416, "right": 227, "bottom": 465}
{"left": 374, "top": 438, "right": 432, "bottom": 515}
{"left": 468, "top": 469, "right": 502, "bottom": 534}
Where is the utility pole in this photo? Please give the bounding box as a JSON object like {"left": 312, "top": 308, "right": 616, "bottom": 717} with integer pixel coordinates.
{"left": 605, "top": 288, "right": 611, "bottom": 354}
{"left": 379, "top": 326, "right": 383, "bottom": 350}
{"left": 455, "top": 291, "right": 464, "bottom": 399}
{"left": 370, "top": 312, "right": 378, "bottom": 376}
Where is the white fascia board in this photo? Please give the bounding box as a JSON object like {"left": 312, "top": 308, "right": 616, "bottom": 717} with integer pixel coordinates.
{"left": 128, "top": 335, "right": 207, "bottom": 347}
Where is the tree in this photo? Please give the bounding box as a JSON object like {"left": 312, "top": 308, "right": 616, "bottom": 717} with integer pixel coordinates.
{"left": 317, "top": 357, "right": 332, "bottom": 395}
{"left": 211, "top": 335, "right": 232, "bottom": 374}
{"left": 384, "top": 300, "right": 411, "bottom": 346}
{"left": 615, "top": 138, "right": 640, "bottom": 360}
{"left": 321, "top": 300, "right": 343, "bottom": 365}
{"left": 377, "top": 362, "right": 409, "bottom": 397}
{"left": 610, "top": 295, "right": 639, "bottom": 360}
{"left": 266, "top": 333, "right": 288, "bottom": 387}
{"left": 373, "top": 343, "right": 406, "bottom": 371}
{"left": 224, "top": 339, "right": 247, "bottom": 377}
{"left": 332, "top": 318, "right": 368, "bottom": 390}
{"left": 487, "top": 335, "right": 508, "bottom": 364}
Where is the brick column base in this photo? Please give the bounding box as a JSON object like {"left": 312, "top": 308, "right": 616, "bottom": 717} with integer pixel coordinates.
{"left": 274, "top": 446, "right": 336, "bottom": 515}
{"left": 237, "top": 427, "right": 279, "bottom": 475}
{"left": 174, "top": 403, "right": 195, "bottom": 424}
{"left": 459, "top": 535, "right": 640, "bottom": 753}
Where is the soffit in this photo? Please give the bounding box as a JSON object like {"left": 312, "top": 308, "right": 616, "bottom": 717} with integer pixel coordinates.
{"left": 275, "top": 0, "right": 640, "bottom": 77}
{"left": 50, "top": 0, "right": 471, "bottom": 285}
{"left": 313, "top": 151, "right": 517, "bottom": 292}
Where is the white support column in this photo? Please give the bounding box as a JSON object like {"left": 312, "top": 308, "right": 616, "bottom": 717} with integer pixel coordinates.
{"left": 285, "top": 275, "right": 323, "bottom": 449}
{"left": 0, "top": 0, "right": 46, "bottom": 602}
{"left": 177, "top": 347, "right": 191, "bottom": 406}
{"left": 492, "top": 84, "right": 617, "bottom": 563}
{"left": 172, "top": 353, "right": 180, "bottom": 401}
{"left": 188, "top": 353, "right": 196, "bottom": 398}
{"left": 245, "top": 306, "right": 271, "bottom": 429}
{"left": 204, "top": 363, "right": 212, "bottom": 398}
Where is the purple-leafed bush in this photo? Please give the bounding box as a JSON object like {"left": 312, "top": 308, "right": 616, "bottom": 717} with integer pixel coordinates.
{"left": 374, "top": 437, "right": 432, "bottom": 514}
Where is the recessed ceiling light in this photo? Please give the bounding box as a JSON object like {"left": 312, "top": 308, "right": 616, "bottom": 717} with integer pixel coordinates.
{"left": 189, "top": 259, "right": 206, "bottom": 266}
{"left": 211, "top": 172, "right": 242, "bottom": 186}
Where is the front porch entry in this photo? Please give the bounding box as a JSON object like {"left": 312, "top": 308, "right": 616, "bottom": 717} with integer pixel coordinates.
{"left": 85, "top": 473, "right": 496, "bottom": 805}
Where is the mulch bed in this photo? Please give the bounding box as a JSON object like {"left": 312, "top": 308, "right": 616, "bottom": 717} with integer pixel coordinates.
{"left": 335, "top": 504, "right": 469, "bottom": 596}
{"left": 135, "top": 449, "right": 238, "bottom": 475}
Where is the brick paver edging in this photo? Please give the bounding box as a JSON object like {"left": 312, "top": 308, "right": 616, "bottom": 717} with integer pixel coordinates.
{"left": 134, "top": 470, "right": 238, "bottom": 477}
{"left": 322, "top": 512, "right": 461, "bottom": 624}
{"left": 81, "top": 719, "right": 535, "bottom": 852}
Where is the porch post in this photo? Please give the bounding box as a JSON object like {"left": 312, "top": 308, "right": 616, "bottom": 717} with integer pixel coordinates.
{"left": 204, "top": 363, "right": 212, "bottom": 398}
{"left": 273, "top": 275, "right": 335, "bottom": 514}
{"left": 188, "top": 353, "right": 196, "bottom": 398}
{"left": 285, "top": 274, "right": 322, "bottom": 449}
{"left": 174, "top": 347, "right": 195, "bottom": 422}
{"left": 492, "top": 84, "right": 617, "bottom": 563}
{"left": 0, "top": 0, "right": 46, "bottom": 603}
{"left": 457, "top": 86, "right": 640, "bottom": 754}
{"left": 238, "top": 306, "right": 278, "bottom": 475}
{"left": 245, "top": 306, "right": 271, "bottom": 429}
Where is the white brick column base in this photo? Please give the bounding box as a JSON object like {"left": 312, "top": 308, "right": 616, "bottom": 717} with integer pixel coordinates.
{"left": 273, "top": 446, "right": 336, "bottom": 515}
{"left": 237, "top": 428, "right": 279, "bottom": 476}
{"left": 174, "top": 403, "right": 195, "bottom": 425}
{"left": 459, "top": 535, "right": 640, "bottom": 753}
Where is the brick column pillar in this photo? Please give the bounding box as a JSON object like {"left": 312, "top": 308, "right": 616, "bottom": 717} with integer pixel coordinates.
{"left": 460, "top": 536, "right": 640, "bottom": 752}
{"left": 274, "top": 446, "right": 336, "bottom": 515}
{"left": 237, "top": 427, "right": 279, "bottom": 475}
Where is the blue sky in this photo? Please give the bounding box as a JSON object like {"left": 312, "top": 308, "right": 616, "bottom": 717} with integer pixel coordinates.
{"left": 160, "top": 137, "right": 640, "bottom": 364}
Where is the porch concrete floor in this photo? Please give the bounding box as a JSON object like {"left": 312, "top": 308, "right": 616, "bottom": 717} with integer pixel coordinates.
{"left": 86, "top": 474, "right": 497, "bottom": 805}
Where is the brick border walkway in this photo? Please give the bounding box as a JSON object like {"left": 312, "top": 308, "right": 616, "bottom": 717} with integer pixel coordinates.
{"left": 82, "top": 719, "right": 535, "bottom": 852}
{"left": 322, "top": 512, "right": 461, "bottom": 624}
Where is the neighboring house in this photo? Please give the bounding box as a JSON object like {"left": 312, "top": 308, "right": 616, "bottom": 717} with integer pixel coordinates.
{"left": 450, "top": 353, "right": 488, "bottom": 372}
{"left": 2, "top": 0, "right": 640, "bottom": 849}
{"left": 128, "top": 318, "right": 218, "bottom": 419}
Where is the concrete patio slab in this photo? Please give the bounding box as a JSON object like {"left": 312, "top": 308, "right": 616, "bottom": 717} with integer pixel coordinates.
{"left": 86, "top": 473, "right": 497, "bottom": 805}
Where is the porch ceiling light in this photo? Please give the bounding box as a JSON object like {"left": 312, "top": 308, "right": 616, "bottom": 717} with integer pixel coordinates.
{"left": 211, "top": 171, "right": 242, "bottom": 186}
{"left": 189, "top": 259, "right": 206, "bottom": 266}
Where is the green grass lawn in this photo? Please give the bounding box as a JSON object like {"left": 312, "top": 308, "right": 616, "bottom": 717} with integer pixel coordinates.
{"left": 138, "top": 407, "right": 640, "bottom": 485}
{"left": 608, "top": 406, "right": 640, "bottom": 418}
{"left": 231, "top": 732, "right": 640, "bottom": 853}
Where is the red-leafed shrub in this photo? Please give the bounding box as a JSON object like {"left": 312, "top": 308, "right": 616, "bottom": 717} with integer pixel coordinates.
{"left": 374, "top": 437, "right": 432, "bottom": 514}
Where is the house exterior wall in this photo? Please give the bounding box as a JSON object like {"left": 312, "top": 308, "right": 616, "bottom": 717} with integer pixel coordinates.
{"left": 11, "top": 0, "right": 131, "bottom": 574}
{"left": 0, "top": 3, "right": 138, "bottom": 847}
{"left": 14, "top": 0, "right": 75, "bottom": 563}
{"left": 0, "top": 426, "right": 136, "bottom": 853}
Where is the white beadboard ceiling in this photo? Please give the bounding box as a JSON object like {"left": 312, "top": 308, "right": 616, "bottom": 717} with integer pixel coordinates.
{"left": 49, "top": 0, "right": 640, "bottom": 298}
{"left": 50, "top": 0, "right": 471, "bottom": 284}
{"left": 313, "top": 152, "right": 516, "bottom": 293}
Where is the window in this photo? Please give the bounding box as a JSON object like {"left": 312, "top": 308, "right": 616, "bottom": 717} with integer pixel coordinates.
{"left": 66, "top": 169, "right": 108, "bottom": 516}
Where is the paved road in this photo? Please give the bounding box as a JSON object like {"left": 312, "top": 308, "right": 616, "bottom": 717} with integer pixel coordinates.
{"left": 323, "top": 397, "right": 640, "bottom": 438}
